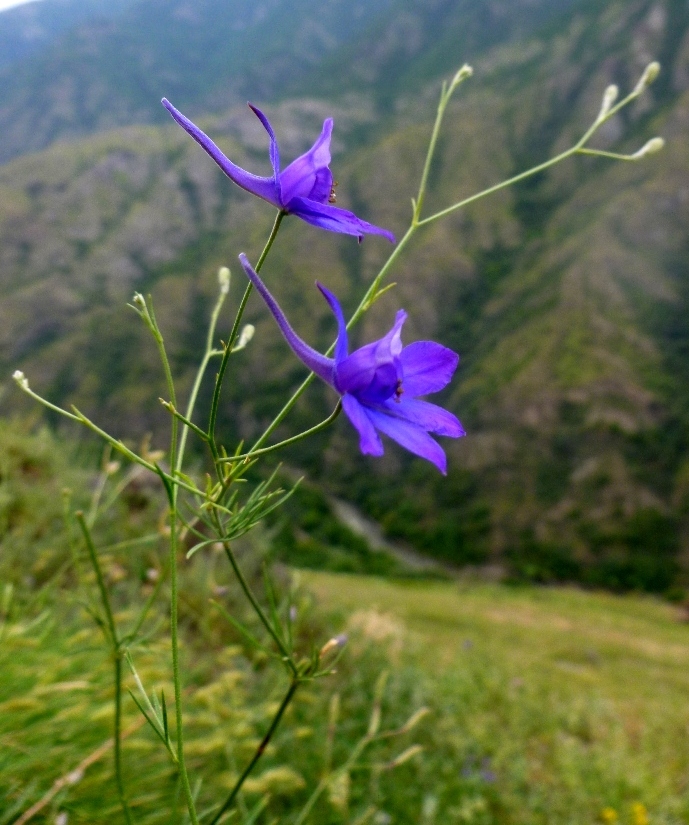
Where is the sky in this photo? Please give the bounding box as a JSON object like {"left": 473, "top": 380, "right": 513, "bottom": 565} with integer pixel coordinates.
{"left": 0, "top": 0, "right": 41, "bottom": 11}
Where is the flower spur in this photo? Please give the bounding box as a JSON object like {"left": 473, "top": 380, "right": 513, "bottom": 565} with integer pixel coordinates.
{"left": 162, "top": 99, "right": 395, "bottom": 242}
{"left": 239, "top": 254, "right": 464, "bottom": 473}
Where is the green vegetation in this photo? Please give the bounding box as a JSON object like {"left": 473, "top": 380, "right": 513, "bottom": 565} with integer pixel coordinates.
{"left": 3, "top": 424, "right": 689, "bottom": 823}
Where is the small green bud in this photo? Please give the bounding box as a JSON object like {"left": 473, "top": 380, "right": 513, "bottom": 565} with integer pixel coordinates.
{"left": 231, "top": 323, "right": 255, "bottom": 352}
{"left": 132, "top": 292, "right": 146, "bottom": 309}
{"left": 388, "top": 744, "right": 424, "bottom": 769}
{"left": 218, "top": 266, "right": 231, "bottom": 294}
{"left": 630, "top": 136, "right": 665, "bottom": 159}
{"left": 450, "top": 64, "right": 473, "bottom": 90}
{"left": 400, "top": 706, "right": 431, "bottom": 733}
{"left": 597, "top": 84, "right": 619, "bottom": 120}
{"left": 12, "top": 369, "right": 28, "bottom": 390}
{"left": 633, "top": 61, "right": 661, "bottom": 95}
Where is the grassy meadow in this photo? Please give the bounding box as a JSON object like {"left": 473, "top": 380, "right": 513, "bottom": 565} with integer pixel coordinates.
{"left": 3, "top": 551, "right": 689, "bottom": 823}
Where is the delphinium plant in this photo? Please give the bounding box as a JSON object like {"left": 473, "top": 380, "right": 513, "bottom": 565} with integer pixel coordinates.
{"left": 12, "top": 61, "right": 664, "bottom": 823}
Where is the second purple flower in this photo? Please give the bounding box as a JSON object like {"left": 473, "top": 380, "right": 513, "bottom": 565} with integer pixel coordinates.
{"left": 239, "top": 254, "right": 465, "bottom": 474}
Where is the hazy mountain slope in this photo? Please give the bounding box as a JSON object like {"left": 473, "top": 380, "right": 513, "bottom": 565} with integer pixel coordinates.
{"left": 0, "top": 0, "right": 395, "bottom": 165}
{"left": 0, "top": 0, "right": 588, "bottom": 165}
{"left": 1, "top": 0, "right": 688, "bottom": 589}
{"left": 0, "top": 0, "right": 136, "bottom": 70}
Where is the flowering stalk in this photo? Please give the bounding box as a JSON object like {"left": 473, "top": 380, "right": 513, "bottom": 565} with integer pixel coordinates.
{"left": 247, "top": 61, "right": 665, "bottom": 455}
{"left": 207, "top": 209, "right": 285, "bottom": 467}
{"left": 75, "top": 512, "right": 133, "bottom": 825}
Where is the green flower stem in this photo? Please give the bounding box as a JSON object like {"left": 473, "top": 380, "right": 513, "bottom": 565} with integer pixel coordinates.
{"left": 413, "top": 64, "right": 473, "bottom": 223}
{"left": 220, "top": 401, "right": 342, "bottom": 463}
{"left": 209, "top": 677, "right": 300, "bottom": 825}
{"left": 76, "top": 513, "right": 132, "bottom": 825}
{"left": 144, "top": 298, "right": 199, "bottom": 824}
{"left": 220, "top": 539, "right": 297, "bottom": 675}
{"left": 293, "top": 730, "right": 373, "bottom": 825}
{"left": 176, "top": 278, "right": 229, "bottom": 474}
{"left": 208, "top": 210, "right": 286, "bottom": 454}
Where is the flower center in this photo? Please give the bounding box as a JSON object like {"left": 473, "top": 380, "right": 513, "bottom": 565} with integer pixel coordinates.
{"left": 394, "top": 380, "right": 404, "bottom": 402}
{"left": 329, "top": 181, "right": 338, "bottom": 204}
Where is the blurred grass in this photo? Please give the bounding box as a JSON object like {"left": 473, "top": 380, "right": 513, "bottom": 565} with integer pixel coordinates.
{"left": 3, "top": 424, "right": 689, "bottom": 824}
{"left": 302, "top": 571, "right": 689, "bottom": 824}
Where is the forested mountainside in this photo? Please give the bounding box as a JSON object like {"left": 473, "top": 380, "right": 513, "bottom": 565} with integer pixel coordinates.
{"left": 0, "top": 0, "right": 136, "bottom": 71}
{"left": 0, "top": 0, "right": 578, "bottom": 165}
{"left": 2, "top": 0, "right": 689, "bottom": 591}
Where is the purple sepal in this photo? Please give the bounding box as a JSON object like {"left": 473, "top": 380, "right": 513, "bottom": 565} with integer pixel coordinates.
{"left": 238, "top": 255, "right": 335, "bottom": 386}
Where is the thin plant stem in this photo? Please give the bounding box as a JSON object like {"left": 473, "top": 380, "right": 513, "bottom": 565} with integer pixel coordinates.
{"left": 209, "top": 678, "right": 300, "bottom": 825}
{"left": 76, "top": 513, "right": 133, "bottom": 825}
{"left": 176, "top": 279, "right": 229, "bottom": 474}
{"left": 220, "top": 401, "right": 342, "bottom": 463}
{"left": 145, "top": 298, "right": 199, "bottom": 824}
{"left": 294, "top": 734, "right": 372, "bottom": 825}
{"left": 220, "top": 539, "right": 297, "bottom": 675}
{"left": 76, "top": 512, "right": 118, "bottom": 649}
{"left": 208, "top": 210, "right": 285, "bottom": 452}
{"left": 167, "top": 504, "right": 198, "bottom": 824}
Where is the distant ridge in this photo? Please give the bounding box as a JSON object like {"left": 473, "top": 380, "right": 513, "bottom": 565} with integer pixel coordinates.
{"left": 1, "top": 0, "right": 688, "bottom": 592}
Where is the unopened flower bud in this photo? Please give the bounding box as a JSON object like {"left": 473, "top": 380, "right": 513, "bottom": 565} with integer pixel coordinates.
{"left": 597, "top": 84, "right": 619, "bottom": 120}
{"left": 388, "top": 744, "right": 424, "bottom": 769}
{"left": 450, "top": 64, "right": 473, "bottom": 90}
{"left": 319, "top": 634, "right": 347, "bottom": 658}
{"left": 633, "top": 61, "right": 661, "bottom": 95}
{"left": 12, "top": 370, "right": 29, "bottom": 390}
{"left": 232, "top": 324, "right": 255, "bottom": 352}
{"left": 630, "top": 136, "right": 665, "bottom": 159}
{"left": 218, "top": 266, "right": 231, "bottom": 294}
{"left": 132, "top": 292, "right": 146, "bottom": 309}
{"left": 105, "top": 460, "right": 121, "bottom": 476}
{"left": 400, "top": 706, "right": 431, "bottom": 733}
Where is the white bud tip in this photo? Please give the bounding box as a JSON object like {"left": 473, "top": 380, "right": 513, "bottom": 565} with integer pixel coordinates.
{"left": 12, "top": 370, "right": 29, "bottom": 389}
{"left": 631, "top": 136, "right": 665, "bottom": 159}
{"left": 598, "top": 84, "right": 619, "bottom": 118}
{"left": 634, "top": 61, "right": 661, "bottom": 94}
{"left": 132, "top": 292, "right": 146, "bottom": 308}
{"left": 218, "top": 266, "right": 231, "bottom": 294}
{"left": 451, "top": 64, "right": 473, "bottom": 87}
{"left": 237, "top": 324, "right": 255, "bottom": 348}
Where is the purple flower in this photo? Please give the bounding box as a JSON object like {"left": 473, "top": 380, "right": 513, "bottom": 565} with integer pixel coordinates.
{"left": 239, "top": 254, "right": 465, "bottom": 474}
{"left": 161, "top": 99, "right": 394, "bottom": 242}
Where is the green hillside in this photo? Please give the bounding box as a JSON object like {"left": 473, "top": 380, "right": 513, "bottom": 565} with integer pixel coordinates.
{"left": 1, "top": 0, "right": 688, "bottom": 591}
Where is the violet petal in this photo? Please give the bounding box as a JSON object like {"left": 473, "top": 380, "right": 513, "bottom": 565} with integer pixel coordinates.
{"left": 316, "top": 282, "right": 349, "bottom": 363}
{"left": 342, "top": 395, "right": 384, "bottom": 456}
{"left": 248, "top": 104, "right": 282, "bottom": 198}
{"left": 400, "top": 341, "right": 459, "bottom": 396}
{"left": 280, "top": 118, "right": 333, "bottom": 204}
{"left": 365, "top": 409, "right": 448, "bottom": 474}
{"left": 335, "top": 310, "right": 406, "bottom": 396}
{"left": 287, "top": 196, "right": 395, "bottom": 242}
{"left": 380, "top": 397, "right": 465, "bottom": 437}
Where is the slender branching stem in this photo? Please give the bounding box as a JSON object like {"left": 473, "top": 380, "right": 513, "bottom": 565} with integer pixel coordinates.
{"left": 220, "top": 538, "right": 297, "bottom": 676}
{"left": 209, "top": 678, "right": 300, "bottom": 825}
{"left": 208, "top": 210, "right": 285, "bottom": 454}
{"left": 76, "top": 513, "right": 132, "bottom": 825}
{"left": 176, "top": 279, "right": 229, "bottom": 473}
{"left": 143, "top": 297, "right": 199, "bottom": 823}
{"left": 220, "top": 402, "right": 342, "bottom": 463}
